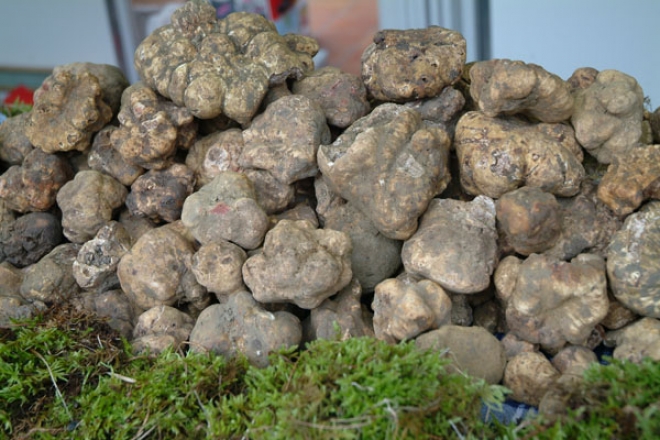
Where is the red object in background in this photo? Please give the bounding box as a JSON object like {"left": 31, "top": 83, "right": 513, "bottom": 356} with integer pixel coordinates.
{"left": 3, "top": 85, "right": 34, "bottom": 106}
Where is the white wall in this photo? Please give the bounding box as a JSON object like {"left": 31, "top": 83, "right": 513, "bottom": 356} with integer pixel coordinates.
{"left": 0, "top": 0, "right": 139, "bottom": 83}
{"left": 490, "top": 0, "right": 660, "bottom": 107}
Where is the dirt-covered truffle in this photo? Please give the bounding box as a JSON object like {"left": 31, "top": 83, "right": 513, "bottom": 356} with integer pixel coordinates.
{"left": 567, "top": 67, "right": 598, "bottom": 92}
{"left": 504, "top": 351, "right": 560, "bottom": 407}
{"left": 0, "top": 148, "right": 73, "bottom": 212}
{"left": 597, "top": 144, "right": 660, "bottom": 216}
{"left": 20, "top": 243, "right": 81, "bottom": 306}
{"left": 469, "top": 59, "right": 574, "bottom": 123}
{"left": 243, "top": 168, "right": 296, "bottom": 214}
{"left": 0, "top": 262, "right": 27, "bottom": 328}
{"left": 242, "top": 219, "right": 352, "bottom": 309}
{"left": 292, "top": 66, "right": 370, "bottom": 128}
{"left": 126, "top": 163, "right": 195, "bottom": 223}
{"left": 111, "top": 83, "right": 197, "bottom": 170}
{"left": 416, "top": 325, "right": 507, "bottom": 384}
{"left": 361, "top": 26, "right": 466, "bottom": 102}
{"left": 318, "top": 103, "right": 451, "bottom": 240}
{"left": 612, "top": 317, "right": 660, "bottom": 362}
{"left": 56, "top": 170, "right": 127, "bottom": 243}
{"left": 88, "top": 126, "right": 144, "bottom": 186}
{"left": 496, "top": 186, "right": 562, "bottom": 255}
{"left": 502, "top": 253, "right": 609, "bottom": 352}
{"left": 185, "top": 128, "right": 244, "bottom": 188}
{"left": 132, "top": 305, "right": 194, "bottom": 353}
{"left": 455, "top": 111, "right": 584, "bottom": 198}
{"left": 134, "top": 2, "right": 318, "bottom": 123}
{"left": 181, "top": 171, "right": 269, "bottom": 249}
{"left": 303, "top": 278, "right": 374, "bottom": 341}
{"left": 240, "top": 95, "right": 330, "bottom": 187}
{"left": 544, "top": 181, "right": 622, "bottom": 261}
{"left": 25, "top": 63, "right": 128, "bottom": 153}
{"left": 316, "top": 177, "right": 402, "bottom": 291}
{"left": 0, "top": 212, "right": 62, "bottom": 268}
{"left": 0, "top": 112, "right": 34, "bottom": 165}
{"left": 117, "top": 224, "right": 201, "bottom": 311}
{"left": 190, "top": 240, "right": 247, "bottom": 299}
{"left": 73, "top": 289, "right": 136, "bottom": 338}
{"left": 607, "top": 201, "right": 660, "bottom": 318}
{"left": 402, "top": 196, "right": 498, "bottom": 294}
{"left": 72, "top": 221, "right": 131, "bottom": 292}
{"left": 372, "top": 276, "right": 451, "bottom": 343}
{"left": 571, "top": 69, "right": 645, "bottom": 164}
{"left": 189, "top": 290, "right": 302, "bottom": 367}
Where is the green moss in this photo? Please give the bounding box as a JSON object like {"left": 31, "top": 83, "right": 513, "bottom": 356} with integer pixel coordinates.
{"left": 3, "top": 309, "right": 660, "bottom": 439}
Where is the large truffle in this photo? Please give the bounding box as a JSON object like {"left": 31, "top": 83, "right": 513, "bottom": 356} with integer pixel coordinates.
{"left": 25, "top": 63, "right": 128, "bottom": 153}
{"left": 496, "top": 186, "right": 562, "bottom": 255}
{"left": 189, "top": 290, "right": 302, "bottom": 367}
{"left": 117, "top": 224, "right": 202, "bottom": 311}
{"left": 372, "top": 276, "right": 452, "bottom": 343}
{"left": 318, "top": 103, "right": 451, "bottom": 240}
{"left": 292, "top": 66, "right": 370, "bottom": 128}
{"left": 0, "top": 212, "right": 62, "bottom": 268}
{"left": 111, "top": 82, "right": 197, "bottom": 170}
{"left": 469, "top": 59, "right": 574, "bottom": 123}
{"left": 180, "top": 171, "right": 269, "bottom": 249}
{"left": 571, "top": 69, "right": 645, "bottom": 164}
{"left": 0, "top": 148, "right": 73, "bottom": 212}
{"left": 239, "top": 95, "right": 330, "bottom": 185}
{"left": 607, "top": 201, "right": 660, "bottom": 318}
{"left": 501, "top": 253, "right": 609, "bottom": 352}
{"left": 455, "top": 111, "right": 584, "bottom": 198}
{"left": 361, "top": 27, "right": 466, "bottom": 102}
{"left": 20, "top": 243, "right": 81, "bottom": 306}
{"left": 87, "top": 125, "right": 144, "bottom": 187}
{"left": 0, "top": 112, "right": 33, "bottom": 165}
{"left": 402, "top": 196, "right": 498, "bottom": 294}
{"left": 242, "top": 219, "right": 352, "bottom": 309}
{"left": 597, "top": 144, "right": 660, "bottom": 216}
{"left": 125, "top": 163, "right": 195, "bottom": 223}
{"left": 56, "top": 170, "right": 128, "bottom": 243}
{"left": 134, "top": 2, "right": 318, "bottom": 123}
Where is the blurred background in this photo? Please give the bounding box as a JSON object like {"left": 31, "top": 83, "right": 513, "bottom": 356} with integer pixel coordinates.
{"left": 0, "top": 0, "right": 658, "bottom": 108}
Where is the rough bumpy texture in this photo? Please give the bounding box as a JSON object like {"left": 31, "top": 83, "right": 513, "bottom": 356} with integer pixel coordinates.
{"left": 180, "top": 171, "right": 268, "bottom": 250}
{"left": 189, "top": 290, "right": 302, "bottom": 367}
{"left": 126, "top": 163, "right": 195, "bottom": 223}
{"left": 88, "top": 126, "right": 144, "bottom": 187}
{"left": 607, "top": 201, "right": 660, "bottom": 318}
{"left": 56, "top": 170, "right": 128, "bottom": 243}
{"left": 372, "top": 276, "right": 451, "bottom": 343}
{"left": 242, "top": 220, "right": 352, "bottom": 309}
{"left": 26, "top": 63, "right": 127, "bottom": 153}
{"left": 597, "top": 144, "right": 660, "bottom": 216}
{"left": 501, "top": 253, "right": 609, "bottom": 352}
{"left": 0, "top": 212, "right": 62, "bottom": 268}
{"left": 612, "top": 317, "right": 660, "bottom": 362}
{"left": 303, "top": 278, "right": 374, "bottom": 341}
{"left": 571, "top": 69, "right": 645, "bottom": 164}
{"left": 316, "top": 177, "right": 402, "bottom": 292}
{"left": 361, "top": 26, "right": 466, "bottom": 102}
{"left": 185, "top": 128, "right": 244, "bottom": 188}
{"left": 402, "top": 196, "right": 498, "bottom": 294}
{"left": 504, "top": 351, "right": 560, "bottom": 407}
{"left": 117, "top": 225, "right": 202, "bottom": 311}
{"left": 469, "top": 59, "right": 574, "bottom": 123}
{"left": 134, "top": 1, "right": 318, "bottom": 123}
{"left": 318, "top": 103, "right": 451, "bottom": 240}
{"left": 20, "top": 243, "right": 81, "bottom": 306}
{"left": 0, "top": 148, "right": 73, "bottom": 213}
{"left": 496, "top": 187, "right": 562, "bottom": 255}
{"left": 190, "top": 240, "right": 247, "bottom": 299}
{"left": 455, "top": 111, "right": 584, "bottom": 198}
{"left": 0, "top": 112, "right": 33, "bottom": 165}
{"left": 292, "top": 66, "right": 370, "bottom": 128}
{"left": 239, "top": 95, "right": 330, "bottom": 184}
{"left": 111, "top": 83, "right": 197, "bottom": 170}
{"left": 72, "top": 221, "right": 132, "bottom": 292}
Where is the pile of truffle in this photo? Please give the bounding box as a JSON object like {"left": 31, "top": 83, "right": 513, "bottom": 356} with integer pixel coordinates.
{"left": 2, "top": 0, "right": 660, "bottom": 414}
